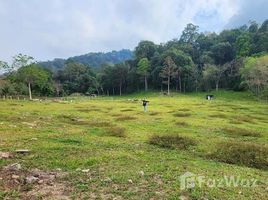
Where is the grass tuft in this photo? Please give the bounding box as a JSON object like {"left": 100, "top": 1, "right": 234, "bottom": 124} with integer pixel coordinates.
{"left": 149, "top": 134, "right": 196, "bottom": 150}
{"left": 116, "top": 115, "right": 136, "bottom": 121}
{"left": 209, "top": 141, "right": 268, "bottom": 169}
{"left": 175, "top": 121, "right": 188, "bottom": 127}
{"left": 104, "top": 126, "right": 126, "bottom": 137}
{"left": 222, "top": 127, "right": 261, "bottom": 137}
{"left": 209, "top": 113, "right": 227, "bottom": 118}
{"left": 173, "top": 112, "right": 191, "bottom": 117}
{"left": 178, "top": 108, "right": 191, "bottom": 112}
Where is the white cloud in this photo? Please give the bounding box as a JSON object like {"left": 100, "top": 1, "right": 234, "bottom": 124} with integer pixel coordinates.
{"left": 0, "top": 0, "right": 265, "bottom": 62}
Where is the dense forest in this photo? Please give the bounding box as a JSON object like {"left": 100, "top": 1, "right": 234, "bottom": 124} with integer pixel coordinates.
{"left": 0, "top": 19, "right": 268, "bottom": 99}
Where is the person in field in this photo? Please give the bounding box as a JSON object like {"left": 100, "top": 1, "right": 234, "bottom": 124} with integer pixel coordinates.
{"left": 142, "top": 99, "right": 149, "bottom": 112}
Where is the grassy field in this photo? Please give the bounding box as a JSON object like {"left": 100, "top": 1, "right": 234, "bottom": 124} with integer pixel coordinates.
{"left": 0, "top": 91, "right": 267, "bottom": 199}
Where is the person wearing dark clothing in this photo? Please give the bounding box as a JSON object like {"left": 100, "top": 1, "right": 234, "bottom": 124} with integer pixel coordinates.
{"left": 142, "top": 99, "right": 149, "bottom": 112}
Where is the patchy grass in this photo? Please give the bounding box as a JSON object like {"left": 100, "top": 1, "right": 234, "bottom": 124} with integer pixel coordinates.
{"left": 148, "top": 134, "right": 196, "bottom": 150}
{"left": 209, "top": 141, "right": 268, "bottom": 169}
{"left": 0, "top": 91, "right": 268, "bottom": 199}
{"left": 221, "top": 127, "right": 262, "bottom": 137}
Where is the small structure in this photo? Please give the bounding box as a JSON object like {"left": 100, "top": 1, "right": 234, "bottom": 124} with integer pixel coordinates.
{"left": 206, "top": 95, "right": 214, "bottom": 100}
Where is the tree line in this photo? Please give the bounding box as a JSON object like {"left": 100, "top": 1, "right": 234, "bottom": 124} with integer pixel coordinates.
{"left": 0, "top": 19, "right": 268, "bottom": 99}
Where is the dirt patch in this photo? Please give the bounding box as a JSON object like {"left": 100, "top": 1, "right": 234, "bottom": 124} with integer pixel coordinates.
{"left": 0, "top": 166, "right": 71, "bottom": 199}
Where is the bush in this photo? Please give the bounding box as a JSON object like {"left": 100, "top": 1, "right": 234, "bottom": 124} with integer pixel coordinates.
{"left": 209, "top": 141, "right": 268, "bottom": 169}
{"left": 222, "top": 127, "right": 261, "bottom": 137}
{"left": 149, "top": 134, "right": 196, "bottom": 150}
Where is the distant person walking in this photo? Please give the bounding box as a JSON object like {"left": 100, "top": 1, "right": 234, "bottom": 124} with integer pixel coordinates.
{"left": 142, "top": 99, "right": 149, "bottom": 112}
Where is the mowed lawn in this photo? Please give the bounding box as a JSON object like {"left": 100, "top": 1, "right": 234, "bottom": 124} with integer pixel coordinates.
{"left": 0, "top": 91, "right": 267, "bottom": 199}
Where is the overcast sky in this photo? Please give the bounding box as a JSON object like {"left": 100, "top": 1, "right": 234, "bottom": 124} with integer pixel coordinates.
{"left": 0, "top": 0, "right": 267, "bottom": 62}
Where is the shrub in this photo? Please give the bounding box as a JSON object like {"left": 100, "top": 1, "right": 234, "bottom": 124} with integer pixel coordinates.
{"left": 149, "top": 134, "right": 196, "bottom": 150}
{"left": 222, "top": 127, "right": 261, "bottom": 137}
{"left": 209, "top": 141, "right": 268, "bottom": 169}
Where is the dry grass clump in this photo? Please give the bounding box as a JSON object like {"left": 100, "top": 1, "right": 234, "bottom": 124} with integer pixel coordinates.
{"left": 89, "top": 120, "right": 113, "bottom": 127}
{"left": 58, "top": 114, "right": 88, "bottom": 125}
{"left": 175, "top": 121, "right": 188, "bottom": 127}
{"left": 116, "top": 115, "right": 136, "bottom": 121}
{"left": 222, "top": 127, "right": 261, "bottom": 137}
{"left": 232, "top": 115, "right": 255, "bottom": 123}
{"left": 173, "top": 112, "right": 191, "bottom": 117}
{"left": 209, "top": 113, "right": 227, "bottom": 118}
{"left": 178, "top": 108, "right": 191, "bottom": 112}
{"left": 149, "top": 134, "right": 196, "bottom": 150}
{"left": 149, "top": 111, "right": 160, "bottom": 116}
{"left": 120, "top": 108, "right": 134, "bottom": 112}
{"left": 77, "top": 108, "right": 101, "bottom": 112}
{"left": 209, "top": 141, "right": 268, "bottom": 169}
{"left": 104, "top": 126, "right": 126, "bottom": 138}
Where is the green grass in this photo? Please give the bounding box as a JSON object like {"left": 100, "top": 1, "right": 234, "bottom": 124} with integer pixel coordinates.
{"left": 0, "top": 91, "right": 267, "bottom": 199}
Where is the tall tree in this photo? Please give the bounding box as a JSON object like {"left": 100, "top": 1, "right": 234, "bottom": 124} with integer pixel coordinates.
{"left": 240, "top": 55, "right": 268, "bottom": 95}
{"left": 113, "top": 63, "right": 128, "bottom": 96}
{"left": 11, "top": 54, "right": 34, "bottom": 71}
{"left": 135, "top": 41, "right": 157, "bottom": 60}
{"left": 160, "top": 57, "right": 178, "bottom": 95}
{"left": 16, "top": 64, "right": 52, "bottom": 99}
{"left": 137, "top": 58, "right": 150, "bottom": 91}
{"left": 180, "top": 23, "right": 199, "bottom": 44}
{"left": 203, "top": 64, "right": 228, "bottom": 91}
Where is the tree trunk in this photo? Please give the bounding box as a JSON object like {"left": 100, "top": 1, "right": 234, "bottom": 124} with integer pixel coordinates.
{"left": 195, "top": 79, "right": 198, "bottom": 92}
{"left": 167, "top": 76, "right": 170, "bottom": 95}
{"left": 178, "top": 75, "right": 182, "bottom": 92}
{"left": 216, "top": 81, "right": 219, "bottom": 92}
{"left": 28, "top": 82, "right": 32, "bottom": 100}
{"left": 183, "top": 81, "right": 186, "bottom": 93}
{"left": 144, "top": 76, "right": 148, "bottom": 91}
{"left": 113, "top": 87, "right": 115, "bottom": 95}
{"left": 119, "top": 83, "right": 122, "bottom": 96}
